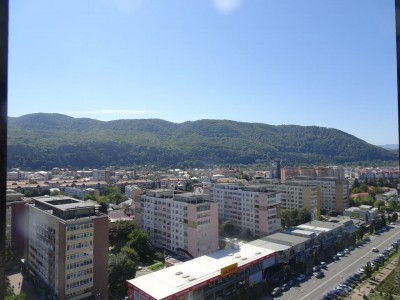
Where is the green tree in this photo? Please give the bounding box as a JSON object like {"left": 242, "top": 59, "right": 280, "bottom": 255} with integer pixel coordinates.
{"left": 296, "top": 208, "right": 311, "bottom": 224}
{"left": 219, "top": 220, "right": 236, "bottom": 237}
{"left": 281, "top": 209, "right": 295, "bottom": 229}
{"left": 387, "top": 199, "right": 398, "bottom": 213}
{"left": 364, "top": 262, "right": 372, "bottom": 278}
{"left": 126, "top": 229, "right": 154, "bottom": 261}
{"left": 109, "top": 221, "right": 136, "bottom": 251}
{"left": 108, "top": 252, "right": 136, "bottom": 299}
{"left": 352, "top": 179, "right": 360, "bottom": 189}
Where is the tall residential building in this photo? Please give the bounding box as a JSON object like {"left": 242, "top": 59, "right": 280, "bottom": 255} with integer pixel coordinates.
{"left": 256, "top": 182, "right": 320, "bottom": 219}
{"left": 287, "top": 177, "right": 349, "bottom": 214}
{"left": 136, "top": 189, "right": 219, "bottom": 258}
{"left": 25, "top": 196, "right": 109, "bottom": 300}
{"left": 211, "top": 184, "right": 282, "bottom": 237}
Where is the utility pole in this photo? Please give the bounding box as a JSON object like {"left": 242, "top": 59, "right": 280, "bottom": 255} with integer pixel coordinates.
{"left": 0, "top": 0, "right": 8, "bottom": 299}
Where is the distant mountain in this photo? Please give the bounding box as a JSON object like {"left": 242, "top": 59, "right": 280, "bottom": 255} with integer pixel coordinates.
{"left": 378, "top": 144, "right": 399, "bottom": 150}
{"left": 7, "top": 113, "right": 399, "bottom": 170}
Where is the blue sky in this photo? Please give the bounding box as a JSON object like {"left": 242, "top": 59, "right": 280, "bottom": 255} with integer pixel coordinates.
{"left": 8, "top": 0, "right": 398, "bottom": 145}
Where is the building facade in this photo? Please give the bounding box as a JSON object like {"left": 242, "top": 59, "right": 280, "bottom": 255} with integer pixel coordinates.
{"left": 25, "top": 196, "right": 109, "bottom": 300}
{"left": 211, "top": 184, "right": 282, "bottom": 237}
{"left": 136, "top": 190, "right": 219, "bottom": 258}
{"left": 6, "top": 190, "right": 26, "bottom": 253}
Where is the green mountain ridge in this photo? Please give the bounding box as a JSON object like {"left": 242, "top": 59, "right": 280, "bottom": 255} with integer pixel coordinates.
{"left": 7, "top": 113, "right": 398, "bottom": 170}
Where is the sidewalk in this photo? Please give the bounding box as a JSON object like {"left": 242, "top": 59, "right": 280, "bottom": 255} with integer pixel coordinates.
{"left": 7, "top": 271, "right": 23, "bottom": 295}
{"left": 350, "top": 258, "right": 398, "bottom": 300}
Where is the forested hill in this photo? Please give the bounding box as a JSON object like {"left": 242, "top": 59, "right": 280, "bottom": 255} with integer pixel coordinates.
{"left": 7, "top": 113, "right": 398, "bottom": 170}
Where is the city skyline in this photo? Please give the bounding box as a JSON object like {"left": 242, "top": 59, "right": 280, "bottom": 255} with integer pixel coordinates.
{"left": 8, "top": 0, "right": 398, "bottom": 145}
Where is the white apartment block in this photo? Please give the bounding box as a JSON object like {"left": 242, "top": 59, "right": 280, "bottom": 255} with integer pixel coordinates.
{"left": 136, "top": 189, "right": 219, "bottom": 258}
{"left": 211, "top": 184, "right": 282, "bottom": 237}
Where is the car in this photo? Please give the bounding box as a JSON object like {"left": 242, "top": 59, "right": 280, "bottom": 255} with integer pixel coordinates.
{"left": 313, "top": 266, "right": 321, "bottom": 272}
{"left": 390, "top": 222, "right": 396, "bottom": 225}
{"left": 281, "top": 283, "right": 290, "bottom": 291}
{"left": 137, "top": 266, "right": 142, "bottom": 270}
{"left": 339, "top": 284, "right": 352, "bottom": 292}
{"left": 335, "top": 287, "right": 347, "bottom": 295}
{"left": 296, "top": 274, "right": 306, "bottom": 282}
{"left": 343, "top": 249, "right": 350, "bottom": 254}
{"left": 337, "top": 252, "right": 344, "bottom": 257}
{"left": 372, "top": 247, "right": 379, "bottom": 252}
{"left": 345, "top": 278, "right": 358, "bottom": 285}
{"left": 364, "top": 237, "right": 371, "bottom": 242}
{"left": 271, "top": 287, "right": 283, "bottom": 297}
{"left": 314, "top": 271, "right": 324, "bottom": 278}
{"left": 332, "top": 255, "right": 339, "bottom": 260}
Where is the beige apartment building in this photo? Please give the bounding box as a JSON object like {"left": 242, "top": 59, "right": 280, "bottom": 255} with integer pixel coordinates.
{"left": 25, "top": 196, "right": 109, "bottom": 300}
{"left": 211, "top": 184, "right": 282, "bottom": 237}
{"left": 287, "top": 177, "right": 349, "bottom": 214}
{"left": 256, "top": 181, "right": 320, "bottom": 219}
{"left": 135, "top": 189, "right": 219, "bottom": 258}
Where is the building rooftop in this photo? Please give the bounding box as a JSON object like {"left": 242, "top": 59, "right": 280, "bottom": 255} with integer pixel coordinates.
{"left": 258, "top": 232, "right": 309, "bottom": 247}
{"left": 127, "top": 243, "right": 274, "bottom": 299}
{"left": 296, "top": 220, "right": 343, "bottom": 233}
{"left": 33, "top": 195, "right": 99, "bottom": 211}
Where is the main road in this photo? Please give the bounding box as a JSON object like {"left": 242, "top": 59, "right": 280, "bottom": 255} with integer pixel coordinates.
{"left": 261, "top": 224, "right": 400, "bottom": 300}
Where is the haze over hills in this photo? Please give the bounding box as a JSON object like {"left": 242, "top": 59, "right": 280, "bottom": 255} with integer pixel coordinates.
{"left": 7, "top": 113, "right": 398, "bottom": 170}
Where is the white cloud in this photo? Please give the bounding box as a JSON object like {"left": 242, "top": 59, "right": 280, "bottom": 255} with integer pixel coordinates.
{"left": 212, "top": 0, "right": 243, "bottom": 15}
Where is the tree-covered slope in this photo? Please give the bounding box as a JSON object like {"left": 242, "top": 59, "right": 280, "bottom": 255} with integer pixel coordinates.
{"left": 7, "top": 113, "right": 398, "bottom": 169}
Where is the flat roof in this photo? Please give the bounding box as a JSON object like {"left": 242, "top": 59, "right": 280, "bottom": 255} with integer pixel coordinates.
{"left": 33, "top": 195, "right": 99, "bottom": 211}
{"left": 296, "top": 220, "right": 343, "bottom": 233}
{"left": 247, "top": 239, "right": 289, "bottom": 252}
{"left": 127, "top": 243, "right": 275, "bottom": 299}
{"left": 258, "top": 232, "right": 309, "bottom": 247}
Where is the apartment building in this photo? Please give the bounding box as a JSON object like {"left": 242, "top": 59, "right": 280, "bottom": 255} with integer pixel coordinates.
{"left": 92, "top": 169, "right": 111, "bottom": 182}
{"left": 64, "top": 187, "right": 97, "bottom": 200}
{"left": 281, "top": 166, "right": 345, "bottom": 183}
{"left": 25, "top": 196, "right": 108, "bottom": 300}
{"left": 256, "top": 181, "right": 320, "bottom": 219}
{"left": 136, "top": 189, "right": 219, "bottom": 258}
{"left": 211, "top": 184, "right": 282, "bottom": 237}
{"left": 287, "top": 177, "right": 349, "bottom": 214}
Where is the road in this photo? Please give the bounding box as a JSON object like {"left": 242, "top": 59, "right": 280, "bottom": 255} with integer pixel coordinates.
{"left": 261, "top": 224, "right": 400, "bottom": 300}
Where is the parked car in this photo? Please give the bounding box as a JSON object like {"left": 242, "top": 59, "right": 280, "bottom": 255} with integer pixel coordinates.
{"left": 281, "top": 283, "right": 290, "bottom": 291}
{"left": 314, "top": 271, "right": 324, "bottom": 278}
{"left": 372, "top": 247, "right": 379, "bottom": 252}
{"left": 320, "top": 261, "right": 327, "bottom": 268}
{"left": 271, "top": 287, "right": 283, "bottom": 297}
{"left": 343, "top": 248, "right": 350, "bottom": 254}
{"left": 337, "top": 251, "right": 344, "bottom": 257}
{"left": 313, "top": 266, "right": 320, "bottom": 272}
{"left": 296, "top": 274, "right": 306, "bottom": 282}
{"left": 332, "top": 255, "right": 339, "bottom": 260}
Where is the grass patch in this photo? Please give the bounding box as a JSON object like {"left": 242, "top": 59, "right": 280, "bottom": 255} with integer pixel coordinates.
{"left": 148, "top": 260, "right": 164, "bottom": 271}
